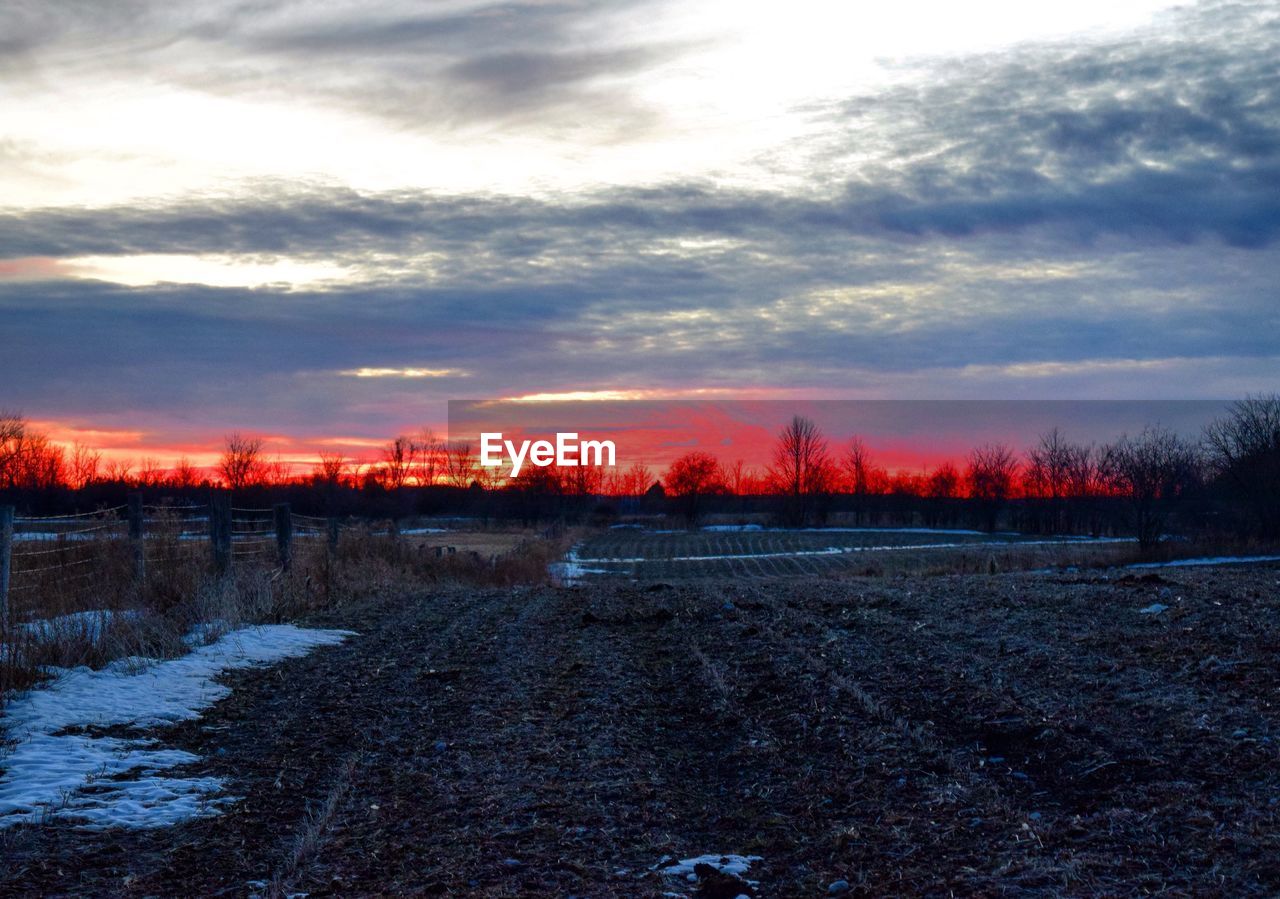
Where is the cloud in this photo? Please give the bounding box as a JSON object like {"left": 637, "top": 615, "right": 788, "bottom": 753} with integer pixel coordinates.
{"left": 801, "top": 0, "right": 1280, "bottom": 246}
{"left": 0, "top": 0, "right": 685, "bottom": 136}
{"left": 1, "top": 0, "right": 1277, "bottom": 440}
{"left": 340, "top": 367, "right": 466, "bottom": 378}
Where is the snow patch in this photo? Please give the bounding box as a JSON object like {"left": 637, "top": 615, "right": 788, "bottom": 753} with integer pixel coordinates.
{"left": 548, "top": 546, "right": 609, "bottom": 585}
{"left": 0, "top": 624, "right": 354, "bottom": 829}
{"left": 17, "top": 609, "right": 139, "bottom": 643}
{"left": 1127, "top": 555, "right": 1280, "bottom": 569}
{"left": 576, "top": 537, "right": 1134, "bottom": 566}
{"left": 655, "top": 853, "right": 762, "bottom": 891}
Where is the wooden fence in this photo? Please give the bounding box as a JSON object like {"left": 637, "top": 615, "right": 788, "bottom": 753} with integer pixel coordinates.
{"left": 0, "top": 493, "right": 344, "bottom": 626}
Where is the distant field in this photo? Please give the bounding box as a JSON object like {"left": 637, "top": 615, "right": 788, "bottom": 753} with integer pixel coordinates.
{"left": 566, "top": 528, "right": 1131, "bottom": 580}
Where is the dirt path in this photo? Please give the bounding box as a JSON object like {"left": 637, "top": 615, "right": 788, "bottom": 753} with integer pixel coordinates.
{"left": 3, "top": 568, "right": 1280, "bottom": 896}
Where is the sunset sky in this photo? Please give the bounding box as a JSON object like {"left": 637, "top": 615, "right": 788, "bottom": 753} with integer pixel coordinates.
{"left": 2, "top": 0, "right": 1277, "bottom": 467}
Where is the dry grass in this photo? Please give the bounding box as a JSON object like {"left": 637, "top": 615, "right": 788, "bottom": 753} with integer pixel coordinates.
{"left": 1, "top": 524, "right": 566, "bottom": 715}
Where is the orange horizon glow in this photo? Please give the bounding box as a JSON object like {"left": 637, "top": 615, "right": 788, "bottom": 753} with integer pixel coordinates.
{"left": 16, "top": 398, "right": 1226, "bottom": 489}
{"left": 25, "top": 414, "right": 969, "bottom": 482}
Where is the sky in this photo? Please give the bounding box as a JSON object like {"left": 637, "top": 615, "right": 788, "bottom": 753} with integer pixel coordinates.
{"left": 450, "top": 399, "right": 1231, "bottom": 472}
{"left": 1, "top": 0, "right": 1277, "bottom": 468}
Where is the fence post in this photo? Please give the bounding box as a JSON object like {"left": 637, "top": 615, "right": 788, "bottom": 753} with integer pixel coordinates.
{"left": 0, "top": 505, "right": 13, "bottom": 628}
{"left": 128, "top": 492, "right": 145, "bottom": 584}
{"left": 274, "top": 503, "right": 293, "bottom": 572}
{"left": 210, "top": 491, "right": 232, "bottom": 576}
{"left": 327, "top": 517, "right": 340, "bottom": 560}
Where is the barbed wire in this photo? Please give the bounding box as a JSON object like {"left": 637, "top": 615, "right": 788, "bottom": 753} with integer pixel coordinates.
{"left": 14, "top": 506, "right": 126, "bottom": 522}
{"left": 11, "top": 541, "right": 103, "bottom": 558}
{"left": 12, "top": 557, "right": 99, "bottom": 573}
{"left": 20, "top": 522, "right": 125, "bottom": 536}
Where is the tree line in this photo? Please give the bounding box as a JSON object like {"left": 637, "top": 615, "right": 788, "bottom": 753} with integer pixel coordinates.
{"left": 2, "top": 396, "right": 1278, "bottom": 546}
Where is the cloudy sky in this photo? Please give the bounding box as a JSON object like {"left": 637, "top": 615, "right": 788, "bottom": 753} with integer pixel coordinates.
{"left": 2, "top": 0, "right": 1277, "bottom": 465}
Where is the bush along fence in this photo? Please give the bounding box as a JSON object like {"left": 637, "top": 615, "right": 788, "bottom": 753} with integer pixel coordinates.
{"left": 0, "top": 493, "right": 347, "bottom": 627}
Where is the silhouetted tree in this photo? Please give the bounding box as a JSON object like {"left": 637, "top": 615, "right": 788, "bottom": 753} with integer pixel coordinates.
{"left": 170, "top": 455, "right": 201, "bottom": 489}
{"left": 769, "top": 415, "right": 834, "bottom": 526}
{"left": 413, "top": 429, "right": 443, "bottom": 487}
{"left": 1204, "top": 394, "right": 1280, "bottom": 539}
{"left": 665, "top": 451, "right": 724, "bottom": 527}
{"left": 378, "top": 435, "right": 418, "bottom": 491}
{"left": 69, "top": 443, "right": 101, "bottom": 489}
{"left": 137, "top": 457, "right": 165, "bottom": 488}
{"left": 444, "top": 441, "right": 475, "bottom": 488}
{"left": 1101, "top": 427, "right": 1201, "bottom": 551}
{"left": 967, "top": 443, "right": 1018, "bottom": 532}
{"left": 103, "top": 457, "right": 134, "bottom": 485}
{"left": 843, "top": 436, "right": 873, "bottom": 525}
{"left": 1026, "top": 428, "right": 1093, "bottom": 533}
{"left": 0, "top": 411, "right": 24, "bottom": 489}
{"left": 219, "top": 433, "right": 267, "bottom": 490}
{"left": 925, "top": 462, "right": 961, "bottom": 527}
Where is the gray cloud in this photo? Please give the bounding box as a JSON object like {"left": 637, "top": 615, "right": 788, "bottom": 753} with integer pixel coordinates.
{"left": 799, "top": 0, "right": 1280, "bottom": 246}
{"left": 0, "top": 0, "right": 683, "bottom": 134}
{"left": 2, "top": 0, "right": 1278, "bottom": 435}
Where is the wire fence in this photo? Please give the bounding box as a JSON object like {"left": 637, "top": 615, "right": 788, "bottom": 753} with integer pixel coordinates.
{"left": 0, "top": 498, "right": 359, "bottom": 625}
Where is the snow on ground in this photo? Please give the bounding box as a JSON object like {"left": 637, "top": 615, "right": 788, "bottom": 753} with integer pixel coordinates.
{"left": 654, "top": 853, "right": 762, "bottom": 891}
{"left": 695, "top": 525, "right": 1114, "bottom": 537}
{"left": 0, "top": 624, "right": 353, "bottom": 829}
{"left": 16, "top": 609, "right": 139, "bottom": 643}
{"left": 1127, "top": 555, "right": 1280, "bottom": 569}
{"left": 12, "top": 531, "right": 115, "bottom": 543}
{"left": 548, "top": 547, "right": 609, "bottom": 585}
{"left": 575, "top": 537, "right": 1134, "bottom": 565}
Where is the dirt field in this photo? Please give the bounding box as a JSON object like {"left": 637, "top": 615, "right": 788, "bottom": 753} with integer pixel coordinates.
{"left": 4, "top": 563, "right": 1280, "bottom": 896}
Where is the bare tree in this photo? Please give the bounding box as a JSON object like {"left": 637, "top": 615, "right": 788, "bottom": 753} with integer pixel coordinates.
{"left": 770, "top": 416, "right": 832, "bottom": 495}
{"left": 414, "top": 429, "right": 443, "bottom": 487}
{"left": 1026, "top": 428, "right": 1085, "bottom": 533}
{"left": 137, "top": 457, "right": 165, "bottom": 488}
{"left": 843, "top": 437, "right": 870, "bottom": 493}
{"left": 626, "top": 462, "right": 653, "bottom": 496}
{"left": 966, "top": 443, "right": 1018, "bottom": 532}
{"left": 1101, "top": 427, "right": 1201, "bottom": 550}
{"left": 69, "top": 443, "right": 102, "bottom": 489}
{"left": 219, "top": 433, "right": 267, "bottom": 490}
{"left": 1026, "top": 429, "right": 1072, "bottom": 501}
{"left": 5, "top": 431, "right": 65, "bottom": 490}
{"left": 927, "top": 462, "right": 961, "bottom": 500}
{"left": 170, "top": 455, "right": 200, "bottom": 489}
{"left": 0, "top": 411, "right": 26, "bottom": 488}
{"left": 769, "top": 415, "right": 834, "bottom": 526}
{"left": 665, "top": 451, "right": 724, "bottom": 527}
{"left": 723, "top": 459, "right": 745, "bottom": 496}
{"left": 562, "top": 461, "right": 604, "bottom": 497}
{"left": 265, "top": 456, "right": 292, "bottom": 485}
{"left": 842, "top": 436, "right": 876, "bottom": 524}
{"left": 103, "top": 457, "right": 135, "bottom": 484}
{"left": 1204, "top": 394, "right": 1280, "bottom": 539}
{"left": 314, "top": 452, "right": 350, "bottom": 488}
{"left": 379, "top": 435, "right": 418, "bottom": 490}
{"left": 444, "top": 441, "right": 476, "bottom": 488}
